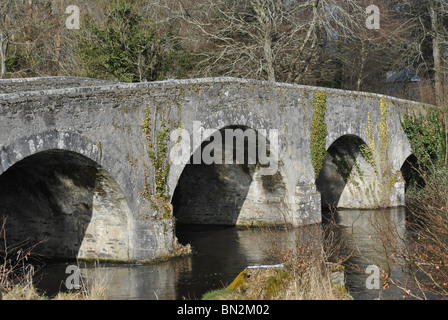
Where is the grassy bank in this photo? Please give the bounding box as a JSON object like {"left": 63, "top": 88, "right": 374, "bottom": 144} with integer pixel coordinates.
{"left": 0, "top": 215, "right": 111, "bottom": 300}
{"left": 0, "top": 263, "right": 109, "bottom": 300}
{"left": 2, "top": 282, "right": 108, "bottom": 300}
{"left": 202, "top": 225, "right": 353, "bottom": 300}
{"left": 203, "top": 264, "right": 351, "bottom": 300}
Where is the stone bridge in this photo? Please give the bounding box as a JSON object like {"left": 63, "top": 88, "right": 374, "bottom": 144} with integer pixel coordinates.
{"left": 0, "top": 77, "right": 432, "bottom": 262}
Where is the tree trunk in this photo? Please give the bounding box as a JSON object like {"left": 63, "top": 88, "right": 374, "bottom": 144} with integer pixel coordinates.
{"left": 252, "top": 0, "right": 277, "bottom": 82}
{"left": 357, "top": 40, "right": 367, "bottom": 91}
{"left": 25, "top": 0, "right": 33, "bottom": 56}
{"left": 429, "top": 0, "right": 443, "bottom": 106}
{"left": 287, "top": 0, "right": 319, "bottom": 83}
{"left": 0, "top": 31, "right": 7, "bottom": 79}
{"left": 263, "top": 23, "right": 276, "bottom": 82}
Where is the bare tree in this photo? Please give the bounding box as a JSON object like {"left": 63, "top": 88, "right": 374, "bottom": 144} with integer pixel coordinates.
{"left": 157, "top": 0, "right": 379, "bottom": 85}
{"left": 389, "top": 0, "right": 448, "bottom": 106}
{"left": 0, "top": 0, "right": 25, "bottom": 78}
{"left": 0, "top": 0, "right": 96, "bottom": 78}
{"left": 428, "top": 0, "right": 447, "bottom": 106}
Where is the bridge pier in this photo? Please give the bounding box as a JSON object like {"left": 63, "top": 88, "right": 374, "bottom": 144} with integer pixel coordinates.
{"left": 292, "top": 183, "right": 322, "bottom": 226}
{"left": 389, "top": 173, "right": 406, "bottom": 207}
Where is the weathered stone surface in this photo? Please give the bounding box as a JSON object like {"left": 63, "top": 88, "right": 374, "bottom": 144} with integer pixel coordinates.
{"left": 0, "top": 77, "right": 433, "bottom": 261}
{"left": 0, "top": 76, "right": 115, "bottom": 94}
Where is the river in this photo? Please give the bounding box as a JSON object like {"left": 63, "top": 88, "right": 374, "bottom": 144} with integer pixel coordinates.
{"left": 35, "top": 207, "right": 410, "bottom": 300}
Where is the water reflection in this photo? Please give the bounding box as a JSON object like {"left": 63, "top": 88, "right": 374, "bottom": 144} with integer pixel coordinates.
{"left": 37, "top": 226, "right": 275, "bottom": 300}
{"left": 36, "top": 208, "right": 411, "bottom": 300}
{"left": 329, "top": 207, "right": 408, "bottom": 300}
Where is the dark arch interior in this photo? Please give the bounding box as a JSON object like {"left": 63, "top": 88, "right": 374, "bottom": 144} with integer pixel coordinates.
{"left": 171, "top": 125, "right": 286, "bottom": 226}
{"left": 400, "top": 154, "right": 425, "bottom": 192}
{"left": 316, "top": 135, "right": 372, "bottom": 209}
{"left": 0, "top": 149, "right": 129, "bottom": 260}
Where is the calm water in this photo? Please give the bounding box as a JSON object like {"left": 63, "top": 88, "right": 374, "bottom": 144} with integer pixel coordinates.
{"left": 35, "top": 207, "right": 410, "bottom": 300}
{"left": 330, "top": 207, "right": 407, "bottom": 300}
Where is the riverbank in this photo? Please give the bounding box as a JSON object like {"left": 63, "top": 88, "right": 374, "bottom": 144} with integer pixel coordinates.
{"left": 1, "top": 283, "right": 107, "bottom": 300}
{"left": 198, "top": 220, "right": 354, "bottom": 300}
{"left": 3, "top": 214, "right": 410, "bottom": 300}
{"left": 0, "top": 264, "right": 109, "bottom": 300}
{"left": 203, "top": 260, "right": 352, "bottom": 300}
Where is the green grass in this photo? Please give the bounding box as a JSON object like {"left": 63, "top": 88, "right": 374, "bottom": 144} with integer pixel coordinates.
{"left": 202, "top": 288, "right": 237, "bottom": 300}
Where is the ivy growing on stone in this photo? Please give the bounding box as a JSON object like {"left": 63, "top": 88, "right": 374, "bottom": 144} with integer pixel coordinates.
{"left": 141, "top": 107, "right": 172, "bottom": 220}
{"left": 362, "top": 112, "right": 378, "bottom": 175}
{"left": 378, "top": 97, "right": 390, "bottom": 170}
{"left": 310, "top": 91, "right": 327, "bottom": 180}
{"left": 402, "top": 109, "right": 447, "bottom": 169}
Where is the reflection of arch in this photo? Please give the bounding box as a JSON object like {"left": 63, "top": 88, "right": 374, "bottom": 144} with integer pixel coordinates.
{"left": 0, "top": 131, "right": 133, "bottom": 261}
{"left": 171, "top": 125, "right": 287, "bottom": 226}
{"left": 317, "top": 135, "right": 379, "bottom": 209}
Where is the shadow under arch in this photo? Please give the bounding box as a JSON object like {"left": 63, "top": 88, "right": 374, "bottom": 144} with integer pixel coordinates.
{"left": 171, "top": 124, "right": 287, "bottom": 226}
{"left": 317, "top": 134, "right": 379, "bottom": 209}
{"left": 400, "top": 154, "right": 425, "bottom": 192}
{"left": 0, "top": 140, "right": 133, "bottom": 261}
{"left": 2, "top": 130, "right": 136, "bottom": 213}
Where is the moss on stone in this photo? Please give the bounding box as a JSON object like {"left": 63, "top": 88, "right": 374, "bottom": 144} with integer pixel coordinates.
{"left": 141, "top": 107, "right": 172, "bottom": 220}
{"left": 227, "top": 269, "right": 249, "bottom": 291}
{"left": 263, "top": 268, "right": 289, "bottom": 299}
{"left": 310, "top": 91, "right": 327, "bottom": 180}
{"left": 378, "top": 97, "right": 389, "bottom": 170}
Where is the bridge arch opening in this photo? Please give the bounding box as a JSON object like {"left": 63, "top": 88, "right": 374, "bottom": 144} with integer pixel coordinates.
{"left": 0, "top": 149, "right": 131, "bottom": 261}
{"left": 316, "top": 135, "right": 380, "bottom": 209}
{"left": 400, "top": 154, "right": 425, "bottom": 193}
{"left": 171, "top": 125, "right": 288, "bottom": 226}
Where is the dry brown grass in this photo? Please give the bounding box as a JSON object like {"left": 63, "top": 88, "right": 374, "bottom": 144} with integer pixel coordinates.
{"left": 204, "top": 223, "right": 353, "bottom": 300}
{"left": 53, "top": 265, "right": 109, "bottom": 300}
{"left": 1, "top": 264, "right": 109, "bottom": 300}
{"left": 373, "top": 166, "right": 448, "bottom": 299}
{"left": 1, "top": 215, "right": 109, "bottom": 300}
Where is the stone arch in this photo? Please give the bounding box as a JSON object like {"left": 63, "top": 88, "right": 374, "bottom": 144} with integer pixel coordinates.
{"left": 0, "top": 130, "right": 133, "bottom": 261}
{"left": 316, "top": 134, "right": 381, "bottom": 209}
{"left": 167, "top": 111, "right": 293, "bottom": 201}
{"left": 400, "top": 153, "right": 424, "bottom": 192}
{"left": 170, "top": 124, "right": 289, "bottom": 226}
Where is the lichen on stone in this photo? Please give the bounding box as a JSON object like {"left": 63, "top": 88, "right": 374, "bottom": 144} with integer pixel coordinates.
{"left": 310, "top": 91, "right": 327, "bottom": 180}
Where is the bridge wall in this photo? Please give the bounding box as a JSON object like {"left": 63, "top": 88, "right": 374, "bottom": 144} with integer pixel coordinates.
{"left": 0, "top": 77, "right": 433, "bottom": 261}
